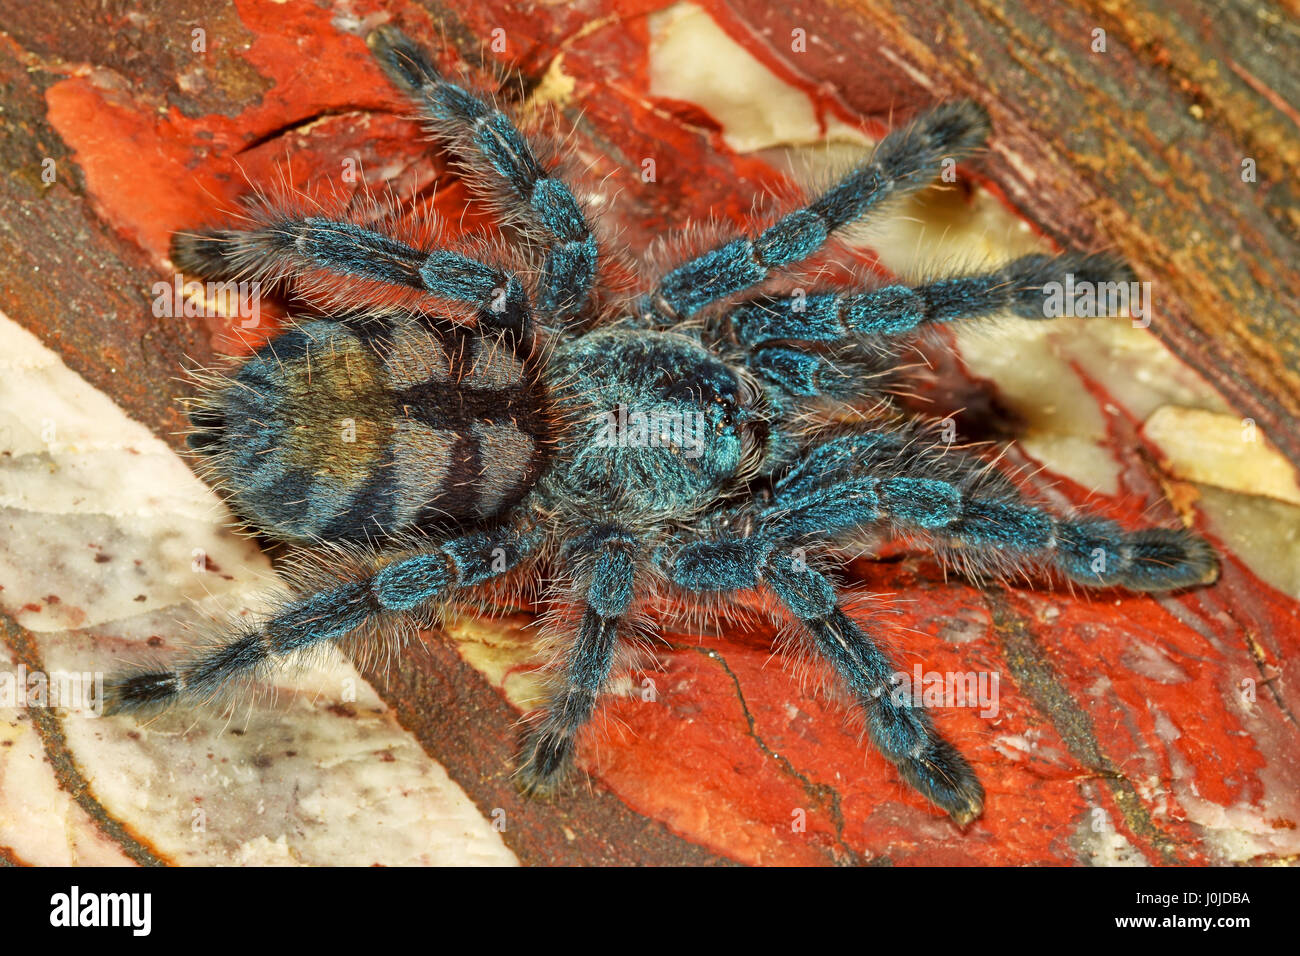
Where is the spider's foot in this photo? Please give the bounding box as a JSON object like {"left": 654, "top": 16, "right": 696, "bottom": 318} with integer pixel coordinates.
{"left": 170, "top": 230, "right": 236, "bottom": 279}
{"left": 365, "top": 24, "right": 438, "bottom": 95}
{"left": 896, "top": 738, "right": 986, "bottom": 827}
{"left": 515, "top": 728, "right": 577, "bottom": 797}
{"left": 1060, "top": 525, "right": 1220, "bottom": 593}
{"left": 103, "top": 668, "right": 181, "bottom": 715}
{"left": 1122, "top": 528, "right": 1220, "bottom": 591}
{"left": 878, "top": 99, "right": 991, "bottom": 182}
{"left": 1002, "top": 251, "right": 1138, "bottom": 319}
{"left": 913, "top": 99, "right": 992, "bottom": 155}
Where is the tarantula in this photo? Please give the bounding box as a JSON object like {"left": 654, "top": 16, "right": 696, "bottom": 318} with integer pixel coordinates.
{"left": 106, "top": 25, "right": 1218, "bottom": 825}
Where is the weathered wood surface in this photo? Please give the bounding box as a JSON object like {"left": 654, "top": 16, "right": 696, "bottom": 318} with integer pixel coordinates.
{"left": 0, "top": 0, "right": 1297, "bottom": 866}
{"left": 779, "top": 0, "right": 1300, "bottom": 466}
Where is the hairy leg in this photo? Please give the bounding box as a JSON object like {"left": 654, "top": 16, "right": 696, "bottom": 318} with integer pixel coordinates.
{"left": 644, "top": 102, "right": 990, "bottom": 322}
{"left": 729, "top": 252, "right": 1135, "bottom": 347}
{"left": 765, "top": 431, "right": 1219, "bottom": 591}
{"left": 105, "top": 526, "right": 540, "bottom": 713}
{"left": 664, "top": 533, "right": 984, "bottom": 824}
{"left": 367, "top": 25, "right": 598, "bottom": 323}
{"left": 173, "top": 217, "right": 535, "bottom": 340}
{"left": 517, "top": 528, "right": 637, "bottom": 792}
{"left": 746, "top": 345, "right": 891, "bottom": 403}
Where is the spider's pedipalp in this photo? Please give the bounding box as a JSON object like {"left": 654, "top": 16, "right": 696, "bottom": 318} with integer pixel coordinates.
{"left": 367, "top": 25, "right": 598, "bottom": 323}
{"left": 748, "top": 345, "right": 891, "bottom": 403}
{"left": 647, "top": 100, "right": 991, "bottom": 321}
{"left": 105, "top": 527, "right": 541, "bottom": 715}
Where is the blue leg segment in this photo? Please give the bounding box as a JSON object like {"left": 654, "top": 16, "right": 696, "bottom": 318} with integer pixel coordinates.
{"left": 646, "top": 102, "right": 991, "bottom": 321}
{"left": 750, "top": 346, "right": 884, "bottom": 400}
{"left": 105, "top": 526, "right": 541, "bottom": 713}
{"left": 367, "top": 25, "right": 598, "bottom": 323}
{"left": 764, "top": 432, "right": 1219, "bottom": 591}
{"left": 172, "top": 217, "right": 534, "bottom": 340}
{"left": 730, "top": 252, "right": 1136, "bottom": 347}
{"left": 663, "top": 534, "right": 984, "bottom": 824}
{"left": 518, "top": 529, "right": 638, "bottom": 792}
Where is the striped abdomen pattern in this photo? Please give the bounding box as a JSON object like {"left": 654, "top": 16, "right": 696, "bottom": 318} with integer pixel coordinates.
{"left": 190, "top": 318, "right": 550, "bottom": 543}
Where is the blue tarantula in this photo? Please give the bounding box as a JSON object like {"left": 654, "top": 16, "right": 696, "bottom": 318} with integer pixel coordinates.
{"left": 106, "top": 25, "right": 1218, "bottom": 825}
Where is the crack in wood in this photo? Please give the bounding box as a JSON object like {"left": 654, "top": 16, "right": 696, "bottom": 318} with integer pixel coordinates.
{"left": 983, "top": 588, "right": 1186, "bottom": 864}
{"left": 0, "top": 612, "right": 168, "bottom": 867}
{"left": 667, "top": 640, "right": 863, "bottom": 866}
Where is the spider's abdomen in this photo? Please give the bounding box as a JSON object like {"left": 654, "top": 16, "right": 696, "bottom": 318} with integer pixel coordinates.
{"left": 189, "top": 319, "right": 551, "bottom": 543}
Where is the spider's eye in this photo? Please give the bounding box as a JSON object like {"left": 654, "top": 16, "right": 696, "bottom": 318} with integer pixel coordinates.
{"left": 713, "top": 392, "right": 737, "bottom": 427}
{"left": 657, "top": 362, "right": 757, "bottom": 438}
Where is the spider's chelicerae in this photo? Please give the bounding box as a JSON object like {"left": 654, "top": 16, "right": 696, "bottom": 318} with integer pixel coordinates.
{"left": 106, "top": 26, "right": 1219, "bottom": 825}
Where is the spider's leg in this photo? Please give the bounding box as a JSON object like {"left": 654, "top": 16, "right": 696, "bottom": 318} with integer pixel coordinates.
{"left": 747, "top": 345, "right": 890, "bottom": 404}
{"left": 104, "top": 525, "right": 541, "bottom": 714}
{"left": 663, "top": 535, "right": 984, "bottom": 824}
{"left": 766, "top": 432, "right": 1220, "bottom": 592}
{"left": 367, "top": 25, "right": 598, "bottom": 323}
{"left": 644, "top": 101, "right": 990, "bottom": 323}
{"left": 730, "top": 252, "right": 1135, "bottom": 348}
{"left": 518, "top": 529, "right": 637, "bottom": 793}
{"left": 174, "top": 218, "right": 533, "bottom": 340}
